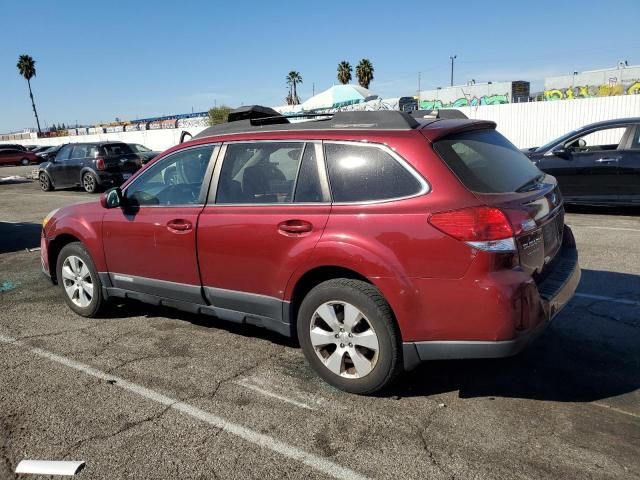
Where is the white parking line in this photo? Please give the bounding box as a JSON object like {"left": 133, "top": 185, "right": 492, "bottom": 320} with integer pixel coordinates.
{"left": 592, "top": 402, "right": 639, "bottom": 418}
{"left": 0, "top": 333, "right": 369, "bottom": 480}
{"left": 235, "top": 378, "right": 316, "bottom": 411}
{"left": 575, "top": 293, "right": 640, "bottom": 307}
{"left": 572, "top": 225, "right": 640, "bottom": 233}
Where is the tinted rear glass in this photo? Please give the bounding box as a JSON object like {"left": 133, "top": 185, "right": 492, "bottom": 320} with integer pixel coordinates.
{"left": 433, "top": 129, "right": 542, "bottom": 193}
{"left": 101, "top": 143, "right": 133, "bottom": 156}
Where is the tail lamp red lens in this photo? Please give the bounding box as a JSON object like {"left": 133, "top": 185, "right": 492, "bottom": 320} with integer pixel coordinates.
{"left": 429, "top": 207, "right": 514, "bottom": 242}
{"left": 96, "top": 157, "right": 105, "bottom": 170}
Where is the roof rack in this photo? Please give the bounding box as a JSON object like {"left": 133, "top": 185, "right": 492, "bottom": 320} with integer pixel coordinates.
{"left": 410, "top": 109, "right": 469, "bottom": 119}
{"left": 193, "top": 105, "right": 420, "bottom": 139}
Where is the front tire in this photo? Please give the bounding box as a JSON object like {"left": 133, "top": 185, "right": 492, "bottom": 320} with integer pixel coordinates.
{"left": 82, "top": 172, "right": 99, "bottom": 193}
{"left": 39, "top": 172, "right": 53, "bottom": 191}
{"left": 297, "top": 279, "right": 402, "bottom": 394}
{"left": 20, "top": 158, "right": 30, "bottom": 166}
{"left": 56, "top": 242, "right": 105, "bottom": 317}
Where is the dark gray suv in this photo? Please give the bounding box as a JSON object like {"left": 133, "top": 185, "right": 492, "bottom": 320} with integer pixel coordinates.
{"left": 38, "top": 142, "right": 143, "bottom": 193}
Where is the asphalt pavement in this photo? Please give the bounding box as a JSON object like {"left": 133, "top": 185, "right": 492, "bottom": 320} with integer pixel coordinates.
{"left": 1, "top": 168, "right": 638, "bottom": 479}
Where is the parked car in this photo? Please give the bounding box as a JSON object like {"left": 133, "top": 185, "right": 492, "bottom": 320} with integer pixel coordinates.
{"left": 524, "top": 117, "right": 640, "bottom": 206}
{"left": 0, "top": 147, "right": 39, "bottom": 166}
{"left": 128, "top": 143, "right": 160, "bottom": 164}
{"left": 37, "top": 144, "right": 65, "bottom": 162}
{"left": 31, "top": 145, "right": 54, "bottom": 154}
{"left": 40, "top": 107, "right": 580, "bottom": 394}
{"left": 0, "top": 144, "right": 28, "bottom": 152}
{"left": 38, "top": 142, "right": 143, "bottom": 193}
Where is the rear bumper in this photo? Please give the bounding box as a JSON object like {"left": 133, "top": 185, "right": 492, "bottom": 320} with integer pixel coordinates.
{"left": 95, "top": 171, "right": 135, "bottom": 186}
{"left": 403, "top": 229, "right": 581, "bottom": 370}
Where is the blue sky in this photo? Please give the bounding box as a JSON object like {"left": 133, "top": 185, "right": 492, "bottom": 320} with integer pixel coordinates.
{"left": 1, "top": 0, "right": 638, "bottom": 132}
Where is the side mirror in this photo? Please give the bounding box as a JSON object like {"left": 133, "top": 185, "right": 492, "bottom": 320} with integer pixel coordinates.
{"left": 100, "top": 187, "right": 123, "bottom": 209}
{"left": 551, "top": 146, "right": 571, "bottom": 159}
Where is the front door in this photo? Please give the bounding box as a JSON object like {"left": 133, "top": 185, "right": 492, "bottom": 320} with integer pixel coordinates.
{"left": 540, "top": 126, "right": 629, "bottom": 202}
{"left": 197, "top": 141, "right": 330, "bottom": 324}
{"left": 102, "top": 144, "right": 217, "bottom": 302}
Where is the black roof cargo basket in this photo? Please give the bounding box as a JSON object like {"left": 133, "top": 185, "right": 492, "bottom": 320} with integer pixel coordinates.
{"left": 193, "top": 106, "right": 424, "bottom": 140}
{"left": 410, "top": 109, "right": 468, "bottom": 119}
{"left": 228, "top": 105, "right": 289, "bottom": 124}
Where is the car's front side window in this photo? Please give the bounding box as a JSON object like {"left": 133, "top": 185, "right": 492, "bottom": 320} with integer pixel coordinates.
{"left": 215, "top": 142, "right": 305, "bottom": 204}
{"left": 55, "top": 146, "right": 72, "bottom": 162}
{"left": 125, "top": 145, "right": 214, "bottom": 206}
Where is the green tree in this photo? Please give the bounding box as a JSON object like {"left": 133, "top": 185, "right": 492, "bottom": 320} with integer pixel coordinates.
{"left": 286, "top": 71, "right": 302, "bottom": 105}
{"left": 337, "top": 61, "right": 352, "bottom": 85}
{"left": 16, "top": 54, "right": 42, "bottom": 134}
{"left": 356, "top": 59, "right": 374, "bottom": 89}
{"left": 208, "top": 105, "right": 232, "bottom": 125}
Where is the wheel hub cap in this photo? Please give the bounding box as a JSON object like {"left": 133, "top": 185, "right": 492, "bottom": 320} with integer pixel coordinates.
{"left": 61, "top": 255, "right": 94, "bottom": 308}
{"left": 309, "top": 301, "right": 379, "bottom": 379}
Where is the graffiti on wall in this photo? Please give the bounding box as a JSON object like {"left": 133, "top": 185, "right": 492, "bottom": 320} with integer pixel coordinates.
{"left": 544, "top": 81, "right": 640, "bottom": 101}
{"left": 420, "top": 93, "right": 509, "bottom": 110}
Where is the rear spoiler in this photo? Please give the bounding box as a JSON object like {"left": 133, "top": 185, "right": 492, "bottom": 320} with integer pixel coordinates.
{"left": 420, "top": 119, "right": 498, "bottom": 142}
{"left": 410, "top": 109, "right": 468, "bottom": 119}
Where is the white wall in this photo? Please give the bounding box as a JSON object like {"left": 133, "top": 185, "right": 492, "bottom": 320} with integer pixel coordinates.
{"left": 0, "top": 127, "right": 208, "bottom": 152}
{"left": 456, "top": 95, "right": 640, "bottom": 148}
{"left": 2, "top": 96, "right": 639, "bottom": 151}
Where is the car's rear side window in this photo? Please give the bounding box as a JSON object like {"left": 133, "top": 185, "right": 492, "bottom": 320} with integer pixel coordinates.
{"left": 324, "top": 143, "right": 423, "bottom": 203}
{"left": 433, "top": 129, "right": 542, "bottom": 193}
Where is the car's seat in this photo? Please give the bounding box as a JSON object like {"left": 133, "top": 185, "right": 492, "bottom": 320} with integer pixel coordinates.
{"left": 242, "top": 162, "right": 286, "bottom": 203}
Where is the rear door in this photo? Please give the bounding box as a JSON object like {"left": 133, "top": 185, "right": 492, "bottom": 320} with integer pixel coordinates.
{"left": 197, "top": 141, "right": 330, "bottom": 322}
{"left": 0, "top": 149, "right": 20, "bottom": 165}
{"left": 617, "top": 124, "right": 640, "bottom": 204}
{"left": 64, "top": 144, "right": 91, "bottom": 185}
{"left": 102, "top": 144, "right": 217, "bottom": 301}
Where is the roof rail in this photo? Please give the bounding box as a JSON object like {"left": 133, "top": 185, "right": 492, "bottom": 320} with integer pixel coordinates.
{"left": 410, "top": 109, "right": 469, "bottom": 119}
{"left": 193, "top": 106, "right": 420, "bottom": 139}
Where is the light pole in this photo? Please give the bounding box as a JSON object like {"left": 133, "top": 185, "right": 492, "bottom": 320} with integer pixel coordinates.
{"left": 450, "top": 55, "right": 457, "bottom": 87}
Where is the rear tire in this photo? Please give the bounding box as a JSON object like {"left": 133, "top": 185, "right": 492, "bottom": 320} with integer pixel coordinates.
{"left": 297, "top": 279, "right": 402, "bottom": 394}
{"left": 39, "top": 172, "right": 53, "bottom": 191}
{"left": 56, "top": 242, "right": 105, "bottom": 318}
{"left": 82, "top": 172, "right": 99, "bottom": 193}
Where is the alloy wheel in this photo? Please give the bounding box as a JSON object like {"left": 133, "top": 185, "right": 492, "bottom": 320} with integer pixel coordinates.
{"left": 309, "top": 301, "right": 380, "bottom": 378}
{"left": 61, "top": 255, "right": 94, "bottom": 308}
{"left": 83, "top": 174, "right": 95, "bottom": 192}
{"left": 39, "top": 174, "right": 49, "bottom": 191}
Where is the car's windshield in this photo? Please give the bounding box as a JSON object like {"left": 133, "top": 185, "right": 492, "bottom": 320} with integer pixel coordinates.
{"left": 133, "top": 144, "right": 151, "bottom": 152}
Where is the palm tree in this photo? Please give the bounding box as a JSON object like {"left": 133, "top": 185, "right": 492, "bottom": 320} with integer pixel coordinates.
{"left": 286, "top": 71, "right": 303, "bottom": 105}
{"left": 356, "top": 59, "right": 374, "bottom": 89}
{"left": 337, "top": 61, "right": 352, "bottom": 85}
{"left": 16, "top": 54, "right": 42, "bottom": 134}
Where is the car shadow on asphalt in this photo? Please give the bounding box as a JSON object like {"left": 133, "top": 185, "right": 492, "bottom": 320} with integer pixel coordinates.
{"left": 0, "top": 221, "right": 41, "bottom": 254}
{"left": 391, "top": 268, "right": 640, "bottom": 403}
{"left": 565, "top": 204, "right": 640, "bottom": 216}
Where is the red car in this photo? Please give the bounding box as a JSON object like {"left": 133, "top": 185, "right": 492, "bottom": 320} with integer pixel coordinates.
{"left": 0, "top": 147, "right": 39, "bottom": 166}
{"left": 40, "top": 107, "right": 580, "bottom": 394}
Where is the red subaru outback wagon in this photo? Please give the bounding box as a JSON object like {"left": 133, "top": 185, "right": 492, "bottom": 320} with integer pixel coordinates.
{"left": 41, "top": 107, "right": 580, "bottom": 394}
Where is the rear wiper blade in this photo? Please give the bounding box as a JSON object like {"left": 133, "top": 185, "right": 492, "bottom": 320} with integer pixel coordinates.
{"left": 515, "top": 173, "right": 546, "bottom": 192}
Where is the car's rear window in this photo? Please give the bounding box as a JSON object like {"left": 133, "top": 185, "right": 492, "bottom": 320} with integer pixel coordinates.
{"left": 433, "top": 129, "right": 542, "bottom": 193}
{"left": 101, "top": 143, "right": 133, "bottom": 156}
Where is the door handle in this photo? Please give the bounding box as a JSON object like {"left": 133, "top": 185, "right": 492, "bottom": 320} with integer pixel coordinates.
{"left": 278, "top": 220, "right": 313, "bottom": 235}
{"left": 167, "top": 219, "right": 193, "bottom": 233}
{"left": 595, "top": 157, "right": 620, "bottom": 163}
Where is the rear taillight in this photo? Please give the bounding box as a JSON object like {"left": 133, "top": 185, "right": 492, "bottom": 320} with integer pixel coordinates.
{"left": 429, "top": 206, "right": 517, "bottom": 252}
{"left": 96, "top": 157, "right": 105, "bottom": 170}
